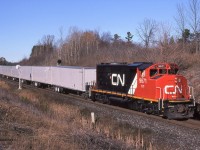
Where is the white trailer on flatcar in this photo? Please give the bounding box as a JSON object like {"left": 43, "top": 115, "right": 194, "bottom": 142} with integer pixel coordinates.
{"left": 0, "top": 66, "right": 12, "bottom": 77}
{"left": 51, "top": 66, "right": 96, "bottom": 92}
{"left": 11, "top": 66, "right": 19, "bottom": 79}
{"left": 31, "top": 66, "right": 52, "bottom": 87}
{"left": 0, "top": 65, "right": 96, "bottom": 93}
{"left": 20, "top": 66, "right": 32, "bottom": 81}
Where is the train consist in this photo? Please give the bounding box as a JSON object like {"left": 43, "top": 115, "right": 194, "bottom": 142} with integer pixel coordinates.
{"left": 0, "top": 62, "right": 196, "bottom": 119}
{"left": 0, "top": 65, "right": 96, "bottom": 93}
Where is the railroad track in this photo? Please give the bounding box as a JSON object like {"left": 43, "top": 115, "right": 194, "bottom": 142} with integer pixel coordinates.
{"left": 1, "top": 78, "right": 200, "bottom": 131}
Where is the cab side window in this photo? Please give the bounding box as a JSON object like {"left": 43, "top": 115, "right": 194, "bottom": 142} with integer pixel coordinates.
{"left": 150, "top": 69, "right": 158, "bottom": 77}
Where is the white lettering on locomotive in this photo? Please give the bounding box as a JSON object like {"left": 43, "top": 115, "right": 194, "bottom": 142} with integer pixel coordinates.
{"left": 111, "top": 74, "right": 125, "bottom": 86}
{"left": 164, "top": 85, "right": 183, "bottom": 94}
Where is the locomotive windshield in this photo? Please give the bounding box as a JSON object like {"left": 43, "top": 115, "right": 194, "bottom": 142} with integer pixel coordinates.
{"left": 150, "top": 68, "right": 178, "bottom": 78}
{"left": 159, "top": 69, "right": 167, "bottom": 74}
{"left": 149, "top": 63, "right": 179, "bottom": 78}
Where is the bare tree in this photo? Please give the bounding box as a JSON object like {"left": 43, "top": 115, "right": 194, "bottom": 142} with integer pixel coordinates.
{"left": 188, "top": 0, "right": 200, "bottom": 53}
{"left": 42, "top": 35, "right": 55, "bottom": 48}
{"left": 157, "top": 23, "right": 172, "bottom": 53}
{"left": 175, "top": 3, "right": 187, "bottom": 50}
{"left": 136, "top": 19, "right": 157, "bottom": 49}
{"left": 57, "top": 27, "right": 64, "bottom": 60}
{"left": 81, "top": 31, "right": 100, "bottom": 54}
{"left": 61, "top": 28, "right": 101, "bottom": 65}
{"left": 100, "top": 31, "right": 112, "bottom": 46}
{"left": 67, "top": 28, "right": 82, "bottom": 64}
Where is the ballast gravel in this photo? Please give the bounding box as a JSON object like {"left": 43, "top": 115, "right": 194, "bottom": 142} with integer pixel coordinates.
{"left": 70, "top": 98, "right": 200, "bottom": 150}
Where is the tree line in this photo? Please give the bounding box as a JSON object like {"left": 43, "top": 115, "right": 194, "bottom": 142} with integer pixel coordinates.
{"left": 19, "top": 0, "right": 200, "bottom": 68}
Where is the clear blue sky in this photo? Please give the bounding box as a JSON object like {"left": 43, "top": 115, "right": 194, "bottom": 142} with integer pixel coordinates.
{"left": 0, "top": 0, "right": 187, "bottom": 62}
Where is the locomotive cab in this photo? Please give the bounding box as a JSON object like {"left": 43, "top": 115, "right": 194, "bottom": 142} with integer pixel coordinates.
{"left": 146, "top": 63, "right": 191, "bottom": 101}
{"left": 137, "top": 63, "right": 195, "bottom": 119}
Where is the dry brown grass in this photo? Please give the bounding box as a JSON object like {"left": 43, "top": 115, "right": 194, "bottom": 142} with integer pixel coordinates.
{"left": 0, "top": 81, "right": 156, "bottom": 149}
{"left": 0, "top": 80, "right": 10, "bottom": 90}
{"left": 18, "top": 89, "right": 39, "bottom": 104}
{"left": 0, "top": 96, "right": 78, "bottom": 149}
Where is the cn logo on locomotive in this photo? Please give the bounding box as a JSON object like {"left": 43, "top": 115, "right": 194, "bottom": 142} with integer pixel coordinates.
{"left": 111, "top": 74, "right": 125, "bottom": 86}
{"left": 164, "top": 85, "right": 183, "bottom": 94}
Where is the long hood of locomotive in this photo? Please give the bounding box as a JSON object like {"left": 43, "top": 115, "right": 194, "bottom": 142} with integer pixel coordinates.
{"left": 96, "top": 65, "right": 137, "bottom": 93}
{"left": 96, "top": 64, "right": 190, "bottom": 101}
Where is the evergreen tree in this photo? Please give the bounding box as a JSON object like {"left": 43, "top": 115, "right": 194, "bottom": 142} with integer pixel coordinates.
{"left": 114, "top": 34, "right": 121, "bottom": 41}
{"left": 182, "top": 29, "right": 190, "bottom": 42}
{"left": 125, "top": 32, "right": 133, "bottom": 42}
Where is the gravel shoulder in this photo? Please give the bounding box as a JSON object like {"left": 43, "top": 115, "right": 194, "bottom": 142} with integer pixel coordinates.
{"left": 70, "top": 95, "right": 200, "bottom": 150}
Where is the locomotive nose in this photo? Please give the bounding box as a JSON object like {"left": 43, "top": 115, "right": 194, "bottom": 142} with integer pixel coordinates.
{"left": 163, "top": 75, "right": 189, "bottom": 100}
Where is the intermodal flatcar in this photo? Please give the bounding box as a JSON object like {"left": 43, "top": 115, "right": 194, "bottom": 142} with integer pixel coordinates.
{"left": 0, "top": 65, "right": 96, "bottom": 93}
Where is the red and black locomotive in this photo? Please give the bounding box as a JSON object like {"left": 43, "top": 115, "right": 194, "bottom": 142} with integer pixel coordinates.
{"left": 91, "top": 62, "right": 195, "bottom": 119}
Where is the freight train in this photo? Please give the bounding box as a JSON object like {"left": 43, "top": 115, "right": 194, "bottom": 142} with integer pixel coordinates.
{"left": 0, "top": 62, "right": 196, "bottom": 119}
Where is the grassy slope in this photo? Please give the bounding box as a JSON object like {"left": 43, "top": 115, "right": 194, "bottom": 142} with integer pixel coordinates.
{"left": 0, "top": 80, "right": 154, "bottom": 149}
